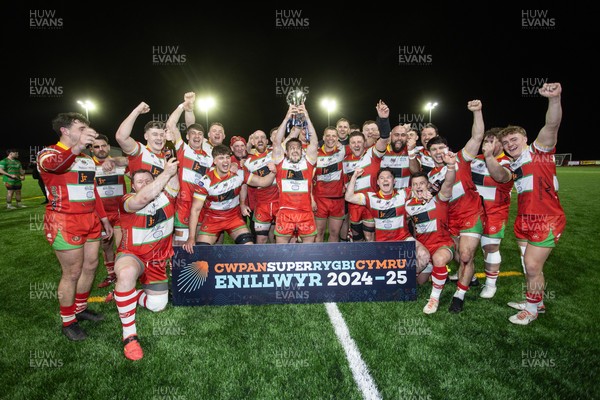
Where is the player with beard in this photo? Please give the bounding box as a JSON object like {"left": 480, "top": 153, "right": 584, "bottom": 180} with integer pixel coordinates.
{"left": 342, "top": 100, "right": 391, "bottom": 241}
{"left": 380, "top": 121, "right": 421, "bottom": 190}
{"left": 271, "top": 104, "right": 319, "bottom": 243}
{"left": 165, "top": 92, "right": 214, "bottom": 246}
{"left": 89, "top": 133, "right": 127, "bottom": 288}
{"left": 243, "top": 130, "right": 280, "bottom": 243}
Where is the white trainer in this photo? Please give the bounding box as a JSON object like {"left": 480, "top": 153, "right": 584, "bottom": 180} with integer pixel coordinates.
{"left": 509, "top": 310, "right": 538, "bottom": 325}
{"left": 6, "top": 204, "right": 16, "bottom": 209}
{"left": 507, "top": 300, "right": 545, "bottom": 313}
{"left": 423, "top": 298, "right": 439, "bottom": 314}
{"left": 480, "top": 285, "right": 497, "bottom": 299}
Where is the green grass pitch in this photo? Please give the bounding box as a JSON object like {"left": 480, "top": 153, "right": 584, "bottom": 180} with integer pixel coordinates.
{"left": 0, "top": 167, "right": 599, "bottom": 399}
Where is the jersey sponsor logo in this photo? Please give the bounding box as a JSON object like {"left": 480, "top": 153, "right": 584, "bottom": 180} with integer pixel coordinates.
{"left": 411, "top": 211, "right": 430, "bottom": 224}
{"left": 286, "top": 170, "right": 304, "bottom": 180}
{"left": 150, "top": 165, "right": 164, "bottom": 177}
{"left": 191, "top": 161, "right": 207, "bottom": 175}
{"left": 78, "top": 171, "right": 95, "bottom": 184}
{"left": 322, "top": 163, "right": 340, "bottom": 175}
{"left": 378, "top": 208, "right": 397, "bottom": 220}
{"left": 255, "top": 165, "right": 271, "bottom": 177}
{"left": 471, "top": 172, "right": 485, "bottom": 186}
{"left": 217, "top": 188, "right": 236, "bottom": 202}
{"left": 95, "top": 175, "right": 119, "bottom": 186}
{"left": 146, "top": 208, "right": 167, "bottom": 228}
{"left": 512, "top": 166, "right": 524, "bottom": 181}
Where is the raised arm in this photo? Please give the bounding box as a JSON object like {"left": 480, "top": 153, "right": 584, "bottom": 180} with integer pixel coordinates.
{"left": 462, "top": 99, "right": 485, "bottom": 157}
{"left": 304, "top": 105, "right": 319, "bottom": 164}
{"left": 124, "top": 158, "right": 179, "bottom": 212}
{"left": 536, "top": 83, "right": 562, "bottom": 149}
{"left": 344, "top": 168, "right": 367, "bottom": 206}
{"left": 375, "top": 100, "right": 392, "bottom": 143}
{"left": 482, "top": 138, "right": 512, "bottom": 183}
{"left": 272, "top": 105, "right": 296, "bottom": 162}
{"left": 116, "top": 102, "right": 150, "bottom": 154}
{"left": 438, "top": 152, "right": 457, "bottom": 200}
{"left": 183, "top": 92, "right": 196, "bottom": 128}
{"left": 38, "top": 128, "right": 97, "bottom": 173}
{"left": 407, "top": 134, "right": 421, "bottom": 173}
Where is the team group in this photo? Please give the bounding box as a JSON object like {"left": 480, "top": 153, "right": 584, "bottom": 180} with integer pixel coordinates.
{"left": 31, "top": 83, "right": 565, "bottom": 360}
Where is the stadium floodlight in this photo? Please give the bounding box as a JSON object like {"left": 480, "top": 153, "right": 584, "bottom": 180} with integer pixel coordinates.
{"left": 424, "top": 101, "right": 438, "bottom": 123}
{"left": 197, "top": 97, "right": 216, "bottom": 130}
{"left": 320, "top": 98, "right": 337, "bottom": 126}
{"left": 77, "top": 100, "right": 95, "bottom": 121}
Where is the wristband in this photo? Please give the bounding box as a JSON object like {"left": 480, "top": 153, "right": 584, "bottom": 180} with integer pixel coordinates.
{"left": 178, "top": 104, "right": 184, "bottom": 109}
{"left": 408, "top": 149, "right": 416, "bottom": 156}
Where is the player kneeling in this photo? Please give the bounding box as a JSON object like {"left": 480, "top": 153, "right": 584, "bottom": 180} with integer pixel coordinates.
{"left": 113, "top": 158, "right": 179, "bottom": 360}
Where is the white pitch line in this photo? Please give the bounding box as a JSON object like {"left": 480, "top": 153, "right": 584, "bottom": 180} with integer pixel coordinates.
{"left": 325, "top": 302, "right": 381, "bottom": 400}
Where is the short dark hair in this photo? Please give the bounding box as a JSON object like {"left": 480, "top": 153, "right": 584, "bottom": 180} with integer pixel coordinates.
{"left": 94, "top": 134, "right": 110, "bottom": 144}
{"left": 52, "top": 112, "right": 89, "bottom": 135}
{"left": 285, "top": 138, "right": 302, "bottom": 152}
{"left": 410, "top": 171, "right": 429, "bottom": 184}
{"left": 484, "top": 127, "right": 503, "bottom": 140}
{"left": 377, "top": 167, "right": 395, "bottom": 180}
{"left": 186, "top": 123, "right": 205, "bottom": 134}
{"left": 212, "top": 144, "right": 231, "bottom": 158}
{"left": 421, "top": 123, "right": 438, "bottom": 135}
{"left": 426, "top": 136, "right": 448, "bottom": 151}
{"left": 131, "top": 169, "right": 154, "bottom": 181}
{"left": 349, "top": 131, "right": 366, "bottom": 141}
{"left": 6, "top": 148, "right": 18, "bottom": 155}
{"left": 144, "top": 120, "right": 165, "bottom": 132}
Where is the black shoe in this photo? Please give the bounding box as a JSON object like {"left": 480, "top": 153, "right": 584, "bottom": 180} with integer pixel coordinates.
{"left": 470, "top": 278, "right": 480, "bottom": 287}
{"left": 448, "top": 297, "right": 464, "bottom": 314}
{"left": 62, "top": 322, "right": 87, "bottom": 341}
{"left": 76, "top": 309, "right": 105, "bottom": 322}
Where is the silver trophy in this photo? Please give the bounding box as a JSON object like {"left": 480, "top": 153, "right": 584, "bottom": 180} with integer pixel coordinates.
{"left": 286, "top": 89, "right": 307, "bottom": 131}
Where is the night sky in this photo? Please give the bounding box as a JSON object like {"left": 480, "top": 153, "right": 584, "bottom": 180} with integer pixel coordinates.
{"left": 5, "top": 3, "right": 593, "bottom": 165}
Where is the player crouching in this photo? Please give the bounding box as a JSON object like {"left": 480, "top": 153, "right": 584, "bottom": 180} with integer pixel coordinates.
{"left": 113, "top": 158, "right": 179, "bottom": 360}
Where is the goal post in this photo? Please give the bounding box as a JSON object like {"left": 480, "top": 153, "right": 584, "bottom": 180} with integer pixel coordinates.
{"left": 555, "top": 153, "right": 572, "bottom": 166}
